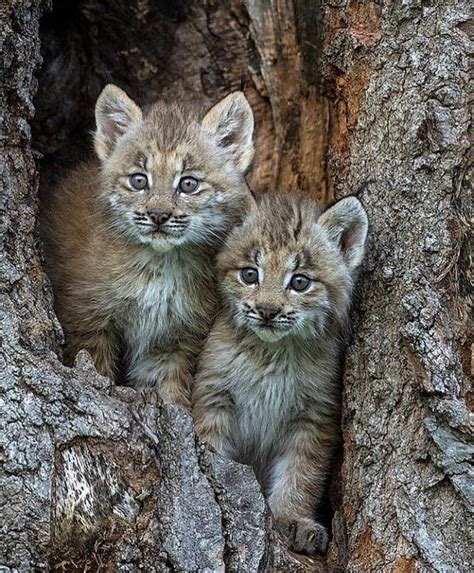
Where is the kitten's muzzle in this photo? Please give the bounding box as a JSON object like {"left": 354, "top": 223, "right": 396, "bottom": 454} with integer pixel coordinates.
{"left": 132, "top": 210, "right": 189, "bottom": 240}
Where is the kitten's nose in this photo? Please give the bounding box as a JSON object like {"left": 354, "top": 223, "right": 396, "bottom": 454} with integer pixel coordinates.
{"left": 256, "top": 305, "right": 280, "bottom": 321}
{"left": 148, "top": 209, "right": 172, "bottom": 225}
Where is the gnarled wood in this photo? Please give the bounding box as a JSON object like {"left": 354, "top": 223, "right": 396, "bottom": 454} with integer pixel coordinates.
{"left": 1, "top": 1, "right": 303, "bottom": 571}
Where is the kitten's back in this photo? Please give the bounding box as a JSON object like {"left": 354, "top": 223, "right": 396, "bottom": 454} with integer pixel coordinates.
{"left": 40, "top": 161, "right": 127, "bottom": 333}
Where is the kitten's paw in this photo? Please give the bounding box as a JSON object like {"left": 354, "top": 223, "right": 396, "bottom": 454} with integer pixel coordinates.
{"left": 291, "top": 518, "right": 329, "bottom": 555}
{"left": 196, "top": 431, "right": 227, "bottom": 457}
{"left": 136, "top": 382, "right": 191, "bottom": 409}
{"left": 160, "top": 378, "right": 192, "bottom": 409}
{"left": 194, "top": 427, "right": 235, "bottom": 459}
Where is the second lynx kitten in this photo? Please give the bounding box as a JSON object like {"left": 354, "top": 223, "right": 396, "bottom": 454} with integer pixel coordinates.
{"left": 42, "top": 85, "right": 255, "bottom": 406}
{"left": 193, "top": 194, "right": 368, "bottom": 554}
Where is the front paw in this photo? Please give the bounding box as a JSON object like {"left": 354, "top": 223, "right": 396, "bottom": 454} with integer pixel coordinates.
{"left": 136, "top": 381, "right": 191, "bottom": 409}
{"left": 160, "top": 378, "right": 192, "bottom": 409}
{"left": 193, "top": 424, "right": 230, "bottom": 458}
{"left": 277, "top": 517, "right": 329, "bottom": 556}
{"left": 291, "top": 518, "right": 329, "bottom": 555}
{"left": 198, "top": 432, "right": 226, "bottom": 457}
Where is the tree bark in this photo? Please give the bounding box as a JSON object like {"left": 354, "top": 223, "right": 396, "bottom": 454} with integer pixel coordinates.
{"left": 1, "top": 1, "right": 471, "bottom": 572}
{"left": 320, "top": 2, "right": 472, "bottom": 571}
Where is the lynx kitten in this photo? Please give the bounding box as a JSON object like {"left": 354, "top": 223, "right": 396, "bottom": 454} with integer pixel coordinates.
{"left": 42, "top": 85, "right": 255, "bottom": 406}
{"left": 193, "top": 194, "right": 368, "bottom": 553}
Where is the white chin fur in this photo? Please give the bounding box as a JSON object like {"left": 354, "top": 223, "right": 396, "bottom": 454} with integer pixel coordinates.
{"left": 253, "top": 327, "right": 289, "bottom": 343}
{"left": 139, "top": 234, "right": 177, "bottom": 252}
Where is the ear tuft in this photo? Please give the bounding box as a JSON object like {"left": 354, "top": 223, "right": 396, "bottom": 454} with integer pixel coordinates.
{"left": 243, "top": 189, "right": 259, "bottom": 215}
{"left": 202, "top": 92, "right": 254, "bottom": 173}
{"left": 318, "top": 197, "right": 368, "bottom": 270}
{"left": 94, "top": 84, "right": 142, "bottom": 161}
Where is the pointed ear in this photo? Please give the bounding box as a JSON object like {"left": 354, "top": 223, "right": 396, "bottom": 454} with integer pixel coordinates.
{"left": 94, "top": 84, "right": 142, "bottom": 161}
{"left": 318, "top": 197, "right": 368, "bottom": 270}
{"left": 202, "top": 92, "right": 254, "bottom": 173}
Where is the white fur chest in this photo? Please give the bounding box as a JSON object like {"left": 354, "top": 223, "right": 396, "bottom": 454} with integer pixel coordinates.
{"left": 226, "top": 348, "right": 305, "bottom": 454}
{"left": 221, "top": 337, "right": 339, "bottom": 461}
{"left": 116, "top": 249, "right": 215, "bottom": 362}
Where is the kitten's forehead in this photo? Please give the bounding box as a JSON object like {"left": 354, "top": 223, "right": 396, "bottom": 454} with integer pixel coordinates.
{"left": 234, "top": 195, "right": 325, "bottom": 268}
{"left": 114, "top": 138, "right": 182, "bottom": 174}
{"left": 143, "top": 100, "right": 203, "bottom": 147}
{"left": 249, "top": 246, "right": 316, "bottom": 277}
{"left": 114, "top": 115, "right": 216, "bottom": 175}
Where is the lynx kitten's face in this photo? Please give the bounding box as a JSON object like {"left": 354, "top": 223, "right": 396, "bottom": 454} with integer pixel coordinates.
{"left": 218, "top": 195, "right": 368, "bottom": 342}
{"left": 94, "top": 86, "right": 255, "bottom": 251}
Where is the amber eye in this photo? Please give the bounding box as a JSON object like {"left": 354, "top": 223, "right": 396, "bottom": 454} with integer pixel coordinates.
{"left": 129, "top": 173, "right": 148, "bottom": 191}
{"left": 178, "top": 176, "right": 200, "bottom": 194}
{"left": 289, "top": 274, "right": 311, "bottom": 292}
{"left": 240, "top": 267, "right": 259, "bottom": 285}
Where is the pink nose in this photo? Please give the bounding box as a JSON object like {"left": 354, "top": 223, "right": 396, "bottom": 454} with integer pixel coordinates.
{"left": 148, "top": 209, "right": 172, "bottom": 225}
{"left": 256, "top": 305, "right": 280, "bottom": 321}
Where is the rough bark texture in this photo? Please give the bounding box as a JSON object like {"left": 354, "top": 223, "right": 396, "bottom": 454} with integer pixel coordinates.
{"left": 320, "top": 2, "right": 472, "bottom": 572}
{"left": 1, "top": 0, "right": 472, "bottom": 572}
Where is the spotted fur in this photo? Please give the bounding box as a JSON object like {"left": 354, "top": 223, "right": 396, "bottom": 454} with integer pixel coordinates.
{"left": 42, "top": 85, "right": 255, "bottom": 406}
{"left": 193, "top": 193, "right": 368, "bottom": 554}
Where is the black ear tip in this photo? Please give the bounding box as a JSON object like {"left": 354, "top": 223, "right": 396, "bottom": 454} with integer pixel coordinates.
{"left": 351, "top": 179, "right": 375, "bottom": 198}
{"left": 239, "top": 74, "right": 245, "bottom": 91}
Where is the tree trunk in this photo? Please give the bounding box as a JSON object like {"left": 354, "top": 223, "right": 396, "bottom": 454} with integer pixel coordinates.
{"left": 1, "top": 1, "right": 471, "bottom": 572}
{"left": 321, "top": 2, "right": 472, "bottom": 572}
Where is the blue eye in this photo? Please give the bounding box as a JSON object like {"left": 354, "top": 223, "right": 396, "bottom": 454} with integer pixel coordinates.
{"left": 289, "top": 274, "right": 311, "bottom": 292}
{"left": 240, "top": 267, "right": 258, "bottom": 285}
{"left": 129, "top": 173, "right": 148, "bottom": 190}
